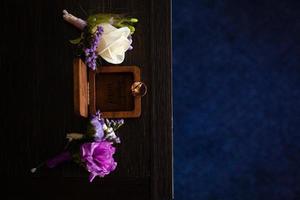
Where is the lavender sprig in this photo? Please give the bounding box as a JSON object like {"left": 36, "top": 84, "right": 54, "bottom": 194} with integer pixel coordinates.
{"left": 84, "top": 26, "right": 104, "bottom": 70}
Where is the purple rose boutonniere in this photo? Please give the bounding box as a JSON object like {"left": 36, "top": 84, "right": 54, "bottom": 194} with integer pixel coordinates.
{"left": 81, "top": 141, "right": 117, "bottom": 182}
{"left": 31, "top": 111, "right": 124, "bottom": 182}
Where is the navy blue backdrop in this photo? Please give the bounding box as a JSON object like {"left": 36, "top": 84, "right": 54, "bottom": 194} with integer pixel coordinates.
{"left": 173, "top": 0, "right": 300, "bottom": 199}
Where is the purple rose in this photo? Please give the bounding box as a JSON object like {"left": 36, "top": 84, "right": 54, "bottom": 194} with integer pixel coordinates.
{"left": 80, "top": 141, "right": 117, "bottom": 182}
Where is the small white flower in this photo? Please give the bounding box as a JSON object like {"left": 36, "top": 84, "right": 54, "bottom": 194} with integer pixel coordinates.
{"left": 103, "top": 123, "right": 108, "bottom": 131}
{"left": 96, "top": 23, "right": 132, "bottom": 64}
{"left": 30, "top": 168, "right": 37, "bottom": 173}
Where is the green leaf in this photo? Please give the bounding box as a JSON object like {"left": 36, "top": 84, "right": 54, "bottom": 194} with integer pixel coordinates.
{"left": 87, "top": 14, "right": 113, "bottom": 32}
{"left": 129, "top": 18, "right": 138, "bottom": 23}
{"left": 69, "top": 37, "right": 82, "bottom": 45}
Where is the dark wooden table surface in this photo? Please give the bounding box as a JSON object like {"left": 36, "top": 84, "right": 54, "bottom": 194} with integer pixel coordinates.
{"left": 0, "top": 0, "right": 172, "bottom": 199}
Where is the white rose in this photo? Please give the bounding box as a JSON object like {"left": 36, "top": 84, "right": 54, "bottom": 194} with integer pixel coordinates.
{"left": 96, "top": 23, "right": 132, "bottom": 64}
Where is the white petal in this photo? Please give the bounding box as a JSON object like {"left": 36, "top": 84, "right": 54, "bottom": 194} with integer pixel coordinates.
{"left": 100, "top": 48, "right": 114, "bottom": 62}
{"left": 101, "top": 23, "right": 117, "bottom": 34}
{"left": 96, "top": 26, "right": 132, "bottom": 64}
{"left": 99, "top": 37, "right": 131, "bottom": 64}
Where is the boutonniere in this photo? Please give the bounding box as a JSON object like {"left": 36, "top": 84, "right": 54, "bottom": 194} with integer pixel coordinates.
{"left": 62, "top": 10, "right": 138, "bottom": 69}
{"left": 31, "top": 111, "right": 124, "bottom": 182}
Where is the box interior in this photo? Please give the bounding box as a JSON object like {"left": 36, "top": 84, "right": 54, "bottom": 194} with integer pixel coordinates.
{"left": 95, "top": 72, "right": 135, "bottom": 112}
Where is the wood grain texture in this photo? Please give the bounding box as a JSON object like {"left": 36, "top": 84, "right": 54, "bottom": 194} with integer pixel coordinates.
{"left": 150, "top": 0, "right": 173, "bottom": 199}
{"left": 0, "top": 0, "right": 172, "bottom": 199}
{"left": 73, "top": 59, "right": 88, "bottom": 117}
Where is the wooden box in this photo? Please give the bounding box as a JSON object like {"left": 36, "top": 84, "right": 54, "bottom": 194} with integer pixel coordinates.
{"left": 73, "top": 58, "right": 142, "bottom": 118}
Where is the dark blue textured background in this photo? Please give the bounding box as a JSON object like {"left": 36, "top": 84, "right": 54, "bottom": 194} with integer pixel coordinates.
{"left": 173, "top": 0, "right": 300, "bottom": 199}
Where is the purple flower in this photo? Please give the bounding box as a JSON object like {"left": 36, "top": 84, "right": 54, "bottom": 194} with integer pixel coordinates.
{"left": 84, "top": 26, "right": 104, "bottom": 70}
{"left": 90, "top": 117, "right": 104, "bottom": 140}
{"left": 90, "top": 112, "right": 105, "bottom": 140}
{"left": 81, "top": 141, "right": 117, "bottom": 182}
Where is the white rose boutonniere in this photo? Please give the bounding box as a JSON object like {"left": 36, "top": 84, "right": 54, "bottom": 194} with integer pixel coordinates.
{"left": 63, "top": 10, "right": 138, "bottom": 69}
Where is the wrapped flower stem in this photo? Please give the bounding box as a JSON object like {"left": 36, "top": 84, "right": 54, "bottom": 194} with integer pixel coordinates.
{"left": 63, "top": 9, "right": 87, "bottom": 30}
{"left": 46, "top": 151, "right": 72, "bottom": 168}
{"left": 30, "top": 151, "right": 72, "bottom": 173}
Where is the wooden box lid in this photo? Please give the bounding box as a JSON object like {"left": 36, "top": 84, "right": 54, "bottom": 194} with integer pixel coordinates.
{"left": 73, "top": 58, "right": 142, "bottom": 118}
{"left": 73, "top": 58, "right": 88, "bottom": 117}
